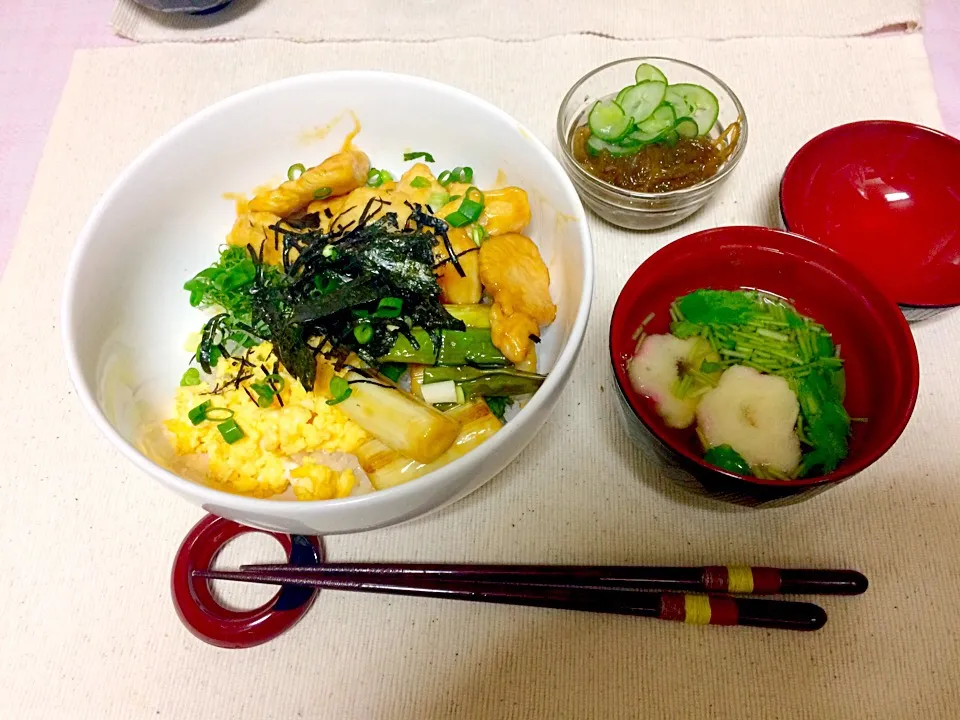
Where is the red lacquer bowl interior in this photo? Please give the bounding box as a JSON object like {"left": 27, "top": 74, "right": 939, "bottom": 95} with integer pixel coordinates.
{"left": 610, "top": 226, "right": 920, "bottom": 488}
{"left": 780, "top": 120, "right": 960, "bottom": 309}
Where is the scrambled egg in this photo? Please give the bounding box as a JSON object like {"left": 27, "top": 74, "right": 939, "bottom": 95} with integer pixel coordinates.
{"left": 164, "top": 342, "right": 367, "bottom": 500}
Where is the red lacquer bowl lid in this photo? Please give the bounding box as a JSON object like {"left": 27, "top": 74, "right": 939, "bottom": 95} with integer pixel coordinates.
{"left": 780, "top": 120, "right": 960, "bottom": 310}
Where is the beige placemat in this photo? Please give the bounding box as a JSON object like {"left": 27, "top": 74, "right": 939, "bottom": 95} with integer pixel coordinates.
{"left": 112, "top": 0, "right": 922, "bottom": 43}
{"left": 2, "top": 35, "right": 958, "bottom": 720}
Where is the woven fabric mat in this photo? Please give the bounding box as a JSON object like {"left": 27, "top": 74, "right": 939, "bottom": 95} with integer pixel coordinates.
{"left": 111, "top": 0, "right": 922, "bottom": 43}
{"left": 2, "top": 35, "right": 958, "bottom": 720}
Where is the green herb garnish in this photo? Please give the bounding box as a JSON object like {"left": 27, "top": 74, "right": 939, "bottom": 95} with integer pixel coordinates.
{"left": 703, "top": 445, "right": 752, "bottom": 475}
{"left": 180, "top": 368, "right": 201, "bottom": 386}
{"left": 485, "top": 396, "right": 512, "bottom": 422}
{"left": 669, "top": 289, "right": 852, "bottom": 477}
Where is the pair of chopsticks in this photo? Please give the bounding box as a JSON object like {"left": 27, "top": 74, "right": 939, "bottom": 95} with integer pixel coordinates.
{"left": 196, "top": 563, "right": 866, "bottom": 631}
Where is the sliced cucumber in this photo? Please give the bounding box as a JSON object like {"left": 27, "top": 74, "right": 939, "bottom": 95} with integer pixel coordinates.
{"left": 663, "top": 87, "right": 694, "bottom": 120}
{"left": 662, "top": 130, "right": 680, "bottom": 147}
{"left": 667, "top": 83, "right": 720, "bottom": 136}
{"left": 586, "top": 135, "right": 640, "bottom": 158}
{"left": 674, "top": 117, "right": 699, "bottom": 139}
{"left": 615, "top": 85, "right": 632, "bottom": 106}
{"left": 626, "top": 125, "right": 671, "bottom": 144}
{"left": 588, "top": 99, "right": 632, "bottom": 141}
{"left": 617, "top": 80, "right": 667, "bottom": 124}
{"left": 636, "top": 105, "right": 676, "bottom": 135}
{"left": 635, "top": 63, "right": 668, "bottom": 85}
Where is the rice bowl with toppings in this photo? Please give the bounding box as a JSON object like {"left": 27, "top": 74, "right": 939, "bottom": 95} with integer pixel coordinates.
{"left": 62, "top": 71, "right": 593, "bottom": 534}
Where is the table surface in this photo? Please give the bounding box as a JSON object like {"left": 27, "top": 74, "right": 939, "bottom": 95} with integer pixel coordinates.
{"left": 0, "top": 2, "right": 957, "bottom": 279}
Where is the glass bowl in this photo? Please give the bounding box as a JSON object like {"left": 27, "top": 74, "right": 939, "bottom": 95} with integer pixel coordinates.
{"left": 557, "top": 57, "right": 748, "bottom": 231}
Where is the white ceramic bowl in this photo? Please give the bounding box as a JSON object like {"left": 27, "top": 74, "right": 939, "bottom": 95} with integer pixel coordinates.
{"left": 62, "top": 72, "right": 594, "bottom": 535}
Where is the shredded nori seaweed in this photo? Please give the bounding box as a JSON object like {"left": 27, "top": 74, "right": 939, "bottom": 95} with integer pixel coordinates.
{"left": 187, "top": 198, "right": 465, "bottom": 390}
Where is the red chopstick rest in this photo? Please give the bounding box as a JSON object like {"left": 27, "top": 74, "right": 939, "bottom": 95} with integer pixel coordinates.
{"left": 171, "top": 514, "right": 323, "bottom": 649}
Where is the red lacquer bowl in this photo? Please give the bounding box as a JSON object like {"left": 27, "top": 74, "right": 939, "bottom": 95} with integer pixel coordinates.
{"left": 780, "top": 120, "right": 960, "bottom": 322}
{"left": 609, "top": 226, "right": 920, "bottom": 507}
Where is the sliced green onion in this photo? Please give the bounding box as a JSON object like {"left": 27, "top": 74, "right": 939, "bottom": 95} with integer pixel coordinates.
{"left": 445, "top": 211, "right": 470, "bottom": 227}
{"left": 410, "top": 176, "right": 432, "bottom": 189}
{"left": 312, "top": 187, "right": 333, "bottom": 199}
{"left": 352, "top": 308, "right": 370, "bottom": 318}
{"left": 367, "top": 169, "right": 393, "bottom": 188}
{"left": 327, "top": 376, "right": 352, "bottom": 406}
{"left": 263, "top": 374, "right": 286, "bottom": 391}
{"left": 250, "top": 382, "right": 276, "bottom": 408}
{"left": 180, "top": 368, "right": 201, "bottom": 387}
{"left": 288, "top": 163, "right": 306, "bottom": 181}
{"left": 314, "top": 275, "right": 339, "bottom": 294}
{"left": 469, "top": 224, "right": 488, "bottom": 246}
{"left": 441, "top": 166, "right": 473, "bottom": 184}
{"left": 354, "top": 323, "right": 374, "bottom": 345}
{"left": 404, "top": 151, "right": 435, "bottom": 162}
{"left": 203, "top": 407, "right": 236, "bottom": 422}
{"left": 322, "top": 244, "right": 338, "bottom": 259}
{"left": 217, "top": 418, "right": 245, "bottom": 444}
{"left": 374, "top": 297, "right": 403, "bottom": 318}
{"left": 426, "top": 190, "right": 449, "bottom": 209}
{"left": 460, "top": 187, "right": 484, "bottom": 220}
{"left": 445, "top": 187, "right": 485, "bottom": 228}
{"left": 188, "top": 400, "right": 212, "bottom": 426}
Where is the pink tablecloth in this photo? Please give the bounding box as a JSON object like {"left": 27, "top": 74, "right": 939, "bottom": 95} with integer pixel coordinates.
{"left": 1, "top": 1, "right": 958, "bottom": 279}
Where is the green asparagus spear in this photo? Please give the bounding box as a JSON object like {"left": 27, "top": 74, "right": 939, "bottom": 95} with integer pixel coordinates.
{"left": 422, "top": 366, "right": 546, "bottom": 398}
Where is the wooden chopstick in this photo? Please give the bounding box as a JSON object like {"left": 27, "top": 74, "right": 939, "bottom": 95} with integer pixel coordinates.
{"left": 237, "top": 563, "right": 868, "bottom": 596}
{"left": 195, "top": 567, "right": 828, "bottom": 631}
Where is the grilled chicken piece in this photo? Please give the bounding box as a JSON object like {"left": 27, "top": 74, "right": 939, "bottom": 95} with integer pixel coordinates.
{"left": 249, "top": 149, "right": 370, "bottom": 217}
{"left": 437, "top": 187, "right": 531, "bottom": 238}
{"left": 479, "top": 233, "right": 556, "bottom": 324}
{"left": 226, "top": 211, "right": 284, "bottom": 265}
{"left": 434, "top": 227, "right": 482, "bottom": 305}
{"left": 397, "top": 163, "right": 446, "bottom": 206}
{"left": 489, "top": 302, "right": 539, "bottom": 365}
